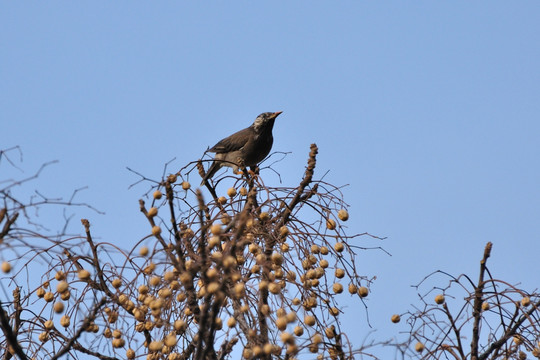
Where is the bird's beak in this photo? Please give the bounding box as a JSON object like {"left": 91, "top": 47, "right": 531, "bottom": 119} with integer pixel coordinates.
{"left": 271, "top": 111, "right": 283, "bottom": 119}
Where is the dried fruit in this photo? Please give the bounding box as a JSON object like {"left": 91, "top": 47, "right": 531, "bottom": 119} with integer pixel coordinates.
{"left": 1, "top": 261, "right": 11, "bottom": 273}
{"left": 53, "top": 301, "right": 65, "bottom": 313}
{"left": 60, "top": 315, "right": 71, "bottom": 327}
{"left": 358, "top": 286, "right": 369, "bottom": 298}
{"left": 338, "top": 209, "right": 349, "bottom": 221}
{"left": 55, "top": 271, "right": 66, "bottom": 281}
{"left": 333, "top": 283, "right": 343, "bottom": 294}
{"left": 112, "top": 278, "right": 122, "bottom": 289}
{"left": 326, "top": 219, "right": 336, "bottom": 230}
{"left": 435, "top": 294, "right": 445, "bottom": 305}
{"left": 139, "top": 246, "right": 149, "bottom": 256}
{"left": 304, "top": 315, "right": 316, "bottom": 326}
{"left": 78, "top": 269, "right": 90, "bottom": 280}
{"left": 44, "top": 319, "right": 54, "bottom": 330}
{"left": 151, "top": 226, "right": 162, "bottom": 236}
{"left": 56, "top": 281, "right": 69, "bottom": 294}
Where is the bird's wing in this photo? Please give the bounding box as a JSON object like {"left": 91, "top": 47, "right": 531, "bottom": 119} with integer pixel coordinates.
{"left": 208, "top": 126, "right": 253, "bottom": 154}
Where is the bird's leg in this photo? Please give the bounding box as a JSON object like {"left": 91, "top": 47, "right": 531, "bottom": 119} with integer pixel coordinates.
{"left": 248, "top": 166, "right": 266, "bottom": 186}
{"left": 248, "top": 166, "right": 258, "bottom": 177}
{"left": 234, "top": 158, "right": 246, "bottom": 175}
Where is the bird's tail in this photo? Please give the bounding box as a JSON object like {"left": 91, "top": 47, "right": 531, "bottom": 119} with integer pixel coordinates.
{"left": 200, "top": 161, "right": 220, "bottom": 186}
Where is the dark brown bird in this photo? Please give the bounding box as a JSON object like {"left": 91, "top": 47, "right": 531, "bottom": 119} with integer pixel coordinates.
{"left": 201, "top": 111, "right": 282, "bottom": 185}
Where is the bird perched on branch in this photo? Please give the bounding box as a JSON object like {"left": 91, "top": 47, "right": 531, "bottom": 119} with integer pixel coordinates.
{"left": 201, "top": 111, "right": 282, "bottom": 185}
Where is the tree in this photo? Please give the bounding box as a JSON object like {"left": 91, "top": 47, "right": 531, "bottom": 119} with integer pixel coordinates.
{"left": 394, "top": 242, "right": 540, "bottom": 360}
{"left": 0, "top": 145, "right": 381, "bottom": 360}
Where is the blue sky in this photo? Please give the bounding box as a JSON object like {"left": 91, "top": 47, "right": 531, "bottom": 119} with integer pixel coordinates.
{"left": 2, "top": 2, "right": 539, "bottom": 356}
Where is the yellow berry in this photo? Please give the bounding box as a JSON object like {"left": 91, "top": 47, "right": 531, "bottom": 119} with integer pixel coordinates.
{"left": 312, "top": 333, "right": 323, "bottom": 344}
{"left": 415, "top": 342, "right": 425, "bottom": 352}
{"left": 335, "top": 268, "right": 345, "bottom": 278}
{"left": 521, "top": 297, "right": 531, "bottom": 307}
{"left": 304, "top": 315, "right": 316, "bottom": 326}
{"left": 326, "top": 219, "right": 336, "bottom": 230}
{"left": 1, "top": 261, "right": 11, "bottom": 273}
{"left": 53, "top": 301, "right": 65, "bottom": 313}
{"left": 181, "top": 181, "right": 190, "bottom": 190}
{"left": 151, "top": 226, "right": 162, "bottom": 236}
{"left": 333, "top": 283, "right": 343, "bottom": 294}
{"left": 39, "top": 331, "right": 49, "bottom": 342}
{"left": 60, "top": 290, "right": 71, "bottom": 300}
{"left": 268, "top": 282, "right": 281, "bottom": 294}
{"left": 358, "top": 286, "right": 369, "bottom": 298}
{"left": 44, "top": 319, "right": 54, "bottom": 330}
{"left": 153, "top": 190, "right": 162, "bottom": 199}
{"left": 78, "top": 269, "right": 91, "bottom": 281}
{"left": 391, "top": 314, "right": 401, "bottom": 323}
{"left": 60, "top": 315, "right": 71, "bottom": 327}
{"left": 482, "top": 302, "right": 490, "bottom": 311}
{"left": 242, "top": 348, "right": 253, "bottom": 359}
{"left": 44, "top": 292, "right": 54, "bottom": 302}
{"left": 435, "top": 294, "right": 445, "bottom": 305}
{"left": 334, "top": 242, "right": 344, "bottom": 252}
{"left": 55, "top": 271, "right": 66, "bottom": 281}
{"left": 239, "top": 187, "right": 248, "bottom": 196}
{"left": 112, "top": 338, "right": 125, "bottom": 348}
{"left": 325, "top": 326, "right": 335, "bottom": 338}
{"left": 112, "top": 278, "right": 122, "bottom": 289}
{"left": 271, "top": 252, "right": 283, "bottom": 265}
{"left": 210, "top": 224, "right": 222, "bottom": 235}
{"left": 56, "top": 281, "right": 69, "bottom": 294}
{"left": 149, "top": 276, "right": 160, "bottom": 287}
{"left": 227, "top": 187, "right": 237, "bottom": 197}
{"left": 139, "top": 246, "right": 149, "bottom": 256}
{"left": 276, "top": 317, "right": 287, "bottom": 331}
{"left": 280, "top": 332, "right": 294, "bottom": 344}
{"left": 126, "top": 349, "right": 136, "bottom": 359}
{"left": 36, "top": 287, "right": 46, "bottom": 298}
{"left": 338, "top": 209, "right": 349, "bottom": 221}
{"left": 174, "top": 320, "right": 187, "bottom": 332}
{"left": 164, "top": 334, "right": 177, "bottom": 347}
{"left": 227, "top": 317, "right": 237, "bottom": 327}
{"left": 147, "top": 207, "right": 158, "bottom": 217}
{"left": 207, "top": 282, "right": 220, "bottom": 294}
{"left": 168, "top": 174, "right": 178, "bottom": 183}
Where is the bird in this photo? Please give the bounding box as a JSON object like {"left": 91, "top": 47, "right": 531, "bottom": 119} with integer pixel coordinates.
{"left": 201, "top": 111, "right": 282, "bottom": 185}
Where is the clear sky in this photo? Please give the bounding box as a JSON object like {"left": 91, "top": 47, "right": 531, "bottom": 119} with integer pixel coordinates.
{"left": 2, "top": 2, "right": 539, "bottom": 357}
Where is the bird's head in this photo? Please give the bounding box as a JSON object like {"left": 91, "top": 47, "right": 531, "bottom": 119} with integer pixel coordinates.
{"left": 253, "top": 111, "right": 282, "bottom": 133}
